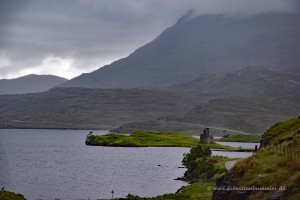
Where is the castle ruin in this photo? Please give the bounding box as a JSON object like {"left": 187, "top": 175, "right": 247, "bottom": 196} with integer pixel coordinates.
{"left": 200, "top": 128, "right": 213, "bottom": 143}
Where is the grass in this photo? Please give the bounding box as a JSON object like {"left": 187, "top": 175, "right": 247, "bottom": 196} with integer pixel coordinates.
{"left": 150, "top": 182, "right": 215, "bottom": 200}
{"left": 220, "top": 134, "right": 262, "bottom": 143}
{"left": 213, "top": 156, "right": 238, "bottom": 169}
{"left": 232, "top": 143, "right": 300, "bottom": 199}
{"left": 210, "top": 156, "right": 239, "bottom": 180}
{"left": 88, "top": 131, "right": 199, "bottom": 147}
{"left": 262, "top": 118, "right": 300, "bottom": 144}
{"left": 87, "top": 131, "right": 245, "bottom": 150}
{"left": 197, "top": 142, "right": 242, "bottom": 151}
{"left": 229, "top": 118, "right": 300, "bottom": 199}
{"left": 0, "top": 191, "right": 26, "bottom": 200}
{"left": 288, "top": 192, "right": 300, "bottom": 200}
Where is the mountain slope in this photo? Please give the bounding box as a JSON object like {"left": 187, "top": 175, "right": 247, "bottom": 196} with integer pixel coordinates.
{"left": 0, "top": 74, "right": 68, "bottom": 94}
{"left": 169, "top": 66, "right": 300, "bottom": 104}
{"left": 61, "top": 13, "right": 300, "bottom": 88}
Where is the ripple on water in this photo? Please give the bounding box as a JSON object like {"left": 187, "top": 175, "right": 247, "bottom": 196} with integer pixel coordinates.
{"left": 0, "top": 129, "right": 189, "bottom": 200}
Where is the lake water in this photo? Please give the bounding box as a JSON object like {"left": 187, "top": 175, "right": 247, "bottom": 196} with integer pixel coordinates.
{"left": 212, "top": 141, "right": 259, "bottom": 158}
{"left": 215, "top": 141, "right": 260, "bottom": 149}
{"left": 0, "top": 129, "right": 189, "bottom": 200}
{"left": 211, "top": 150, "right": 252, "bottom": 158}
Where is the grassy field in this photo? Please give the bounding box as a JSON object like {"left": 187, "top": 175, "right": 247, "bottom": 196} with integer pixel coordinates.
{"left": 86, "top": 131, "right": 243, "bottom": 150}
{"left": 220, "top": 134, "right": 262, "bottom": 143}
{"left": 86, "top": 131, "right": 199, "bottom": 147}
{"left": 262, "top": 118, "right": 300, "bottom": 144}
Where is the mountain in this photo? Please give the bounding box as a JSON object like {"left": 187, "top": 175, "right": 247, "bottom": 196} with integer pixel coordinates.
{"left": 0, "top": 87, "right": 197, "bottom": 129}
{"left": 0, "top": 74, "right": 68, "bottom": 94}
{"left": 60, "top": 12, "right": 300, "bottom": 89}
{"left": 168, "top": 66, "right": 300, "bottom": 104}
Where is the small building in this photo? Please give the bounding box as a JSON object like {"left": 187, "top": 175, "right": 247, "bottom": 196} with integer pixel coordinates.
{"left": 200, "top": 128, "right": 213, "bottom": 143}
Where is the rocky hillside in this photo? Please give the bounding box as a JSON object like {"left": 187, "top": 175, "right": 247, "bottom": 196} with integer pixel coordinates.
{"left": 169, "top": 66, "right": 300, "bottom": 104}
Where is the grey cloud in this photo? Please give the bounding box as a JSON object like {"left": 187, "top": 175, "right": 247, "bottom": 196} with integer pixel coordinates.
{"left": 0, "top": 0, "right": 298, "bottom": 79}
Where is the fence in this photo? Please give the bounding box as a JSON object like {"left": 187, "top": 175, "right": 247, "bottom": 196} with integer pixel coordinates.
{"left": 258, "top": 143, "right": 300, "bottom": 159}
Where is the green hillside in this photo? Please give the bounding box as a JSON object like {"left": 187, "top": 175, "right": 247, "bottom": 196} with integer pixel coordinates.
{"left": 0, "top": 190, "right": 26, "bottom": 200}
{"left": 213, "top": 118, "right": 300, "bottom": 200}
{"left": 86, "top": 131, "right": 238, "bottom": 150}
{"left": 86, "top": 131, "right": 199, "bottom": 147}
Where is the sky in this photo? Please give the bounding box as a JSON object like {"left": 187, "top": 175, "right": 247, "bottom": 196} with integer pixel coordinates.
{"left": 0, "top": 0, "right": 298, "bottom": 80}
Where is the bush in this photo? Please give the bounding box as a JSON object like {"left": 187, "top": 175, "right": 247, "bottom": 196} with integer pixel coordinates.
{"left": 182, "top": 145, "right": 220, "bottom": 182}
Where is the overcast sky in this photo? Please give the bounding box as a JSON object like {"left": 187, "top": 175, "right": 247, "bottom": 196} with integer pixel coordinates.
{"left": 0, "top": 0, "right": 298, "bottom": 79}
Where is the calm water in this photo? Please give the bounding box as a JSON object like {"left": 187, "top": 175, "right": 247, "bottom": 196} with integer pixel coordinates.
{"left": 0, "top": 129, "right": 189, "bottom": 200}
{"left": 212, "top": 141, "right": 258, "bottom": 158}
{"left": 215, "top": 141, "right": 260, "bottom": 149}
{"left": 211, "top": 150, "right": 252, "bottom": 158}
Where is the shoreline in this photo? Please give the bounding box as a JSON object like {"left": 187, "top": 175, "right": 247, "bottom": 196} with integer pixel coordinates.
{"left": 0, "top": 127, "right": 108, "bottom": 131}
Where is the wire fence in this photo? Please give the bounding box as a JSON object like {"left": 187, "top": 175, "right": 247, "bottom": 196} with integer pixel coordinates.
{"left": 259, "top": 143, "right": 300, "bottom": 159}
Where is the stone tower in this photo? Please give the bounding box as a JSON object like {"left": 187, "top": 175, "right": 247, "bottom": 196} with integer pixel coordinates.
{"left": 200, "top": 128, "right": 213, "bottom": 143}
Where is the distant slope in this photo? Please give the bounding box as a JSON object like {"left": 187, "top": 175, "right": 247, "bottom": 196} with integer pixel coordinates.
{"left": 61, "top": 13, "right": 300, "bottom": 88}
{"left": 0, "top": 87, "right": 197, "bottom": 129}
{"left": 179, "top": 97, "right": 299, "bottom": 133}
{"left": 169, "top": 66, "right": 300, "bottom": 104}
{"left": 0, "top": 74, "right": 68, "bottom": 94}
{"left": 113, "top": 97, "right": 299, "bottom": 134}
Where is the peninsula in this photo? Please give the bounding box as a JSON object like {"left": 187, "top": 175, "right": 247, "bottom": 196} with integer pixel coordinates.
{"left": 85, "top": 130, "right": 246, "bottom": 151}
